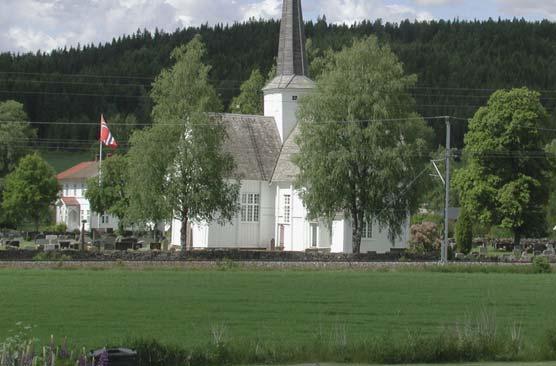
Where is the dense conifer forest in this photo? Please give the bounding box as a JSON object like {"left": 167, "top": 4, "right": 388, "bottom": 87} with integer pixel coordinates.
{"left": 1, "top": 17, "right": 556, "bottom": 148}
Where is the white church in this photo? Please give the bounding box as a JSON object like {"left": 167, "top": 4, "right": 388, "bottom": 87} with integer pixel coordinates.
{"left": 171, "top": 0, "right": 410, "bottom": 253}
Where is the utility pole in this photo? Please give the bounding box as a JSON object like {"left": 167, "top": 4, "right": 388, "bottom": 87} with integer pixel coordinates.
{"left": 442, "top": 116, "right": 451, "bottom": 263}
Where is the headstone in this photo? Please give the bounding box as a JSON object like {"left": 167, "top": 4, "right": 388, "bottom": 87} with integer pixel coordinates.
{"left": 45, "top": 244, "right": 59, "bottom": 252}
{"left": 521, "top": 251, "right": 532, "bottom": 262}
{"left": 479, "top": 245, "right": 488, "bottom": 256}
{"left": 455, "top": 252, "right": 466, "bottom": 260}
{"left": 35, "top": 239, "right": 48, "bottom": 246}
{"left": 544, "top": 244, "right": 555, "bottom": 256}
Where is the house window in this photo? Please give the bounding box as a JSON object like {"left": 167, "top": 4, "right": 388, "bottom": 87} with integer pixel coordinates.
{"left": 362, "top": 221, "right": 372, "bottom": 239}
{"left": 101, "top": 214, "right": 110, "bottom": 224}
{"left": 283, "top": 195, "right": 291, "bottom": 223}
{"left": 63, "top": 184, "right": 68, "bottom": 196}
{"left": 292, "top": 95, "right": 298, "bottom": 101}
{"left": 72, "top": 184, "right": 77, "bottom": 196}
{"left": 241, "top": 193, "right": 260, "bottom": 223}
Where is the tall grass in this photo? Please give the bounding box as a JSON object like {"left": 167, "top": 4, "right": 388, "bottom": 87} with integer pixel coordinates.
{"left": 128, "top": 310, "right": 556, "bottom": 366}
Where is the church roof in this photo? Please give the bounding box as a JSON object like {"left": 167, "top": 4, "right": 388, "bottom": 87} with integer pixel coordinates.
{"left": 270, "top": 125, "right": 300, "bottom": 182}
{"left": 264, "top": 0, "right": 313, "bottom": 91}
{"left": 217, "top": 113, "right": 282, "bottom": 181}
{"left": 263, "top": 74, "right": 315, "bottom": 91}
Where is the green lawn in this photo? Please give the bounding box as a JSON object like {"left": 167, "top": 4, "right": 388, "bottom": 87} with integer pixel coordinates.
{"left": 0, "top": 269, "right": 555, "bottom": 349}
{"left": 40, "top": 150, "right": 93, "bottom": 173}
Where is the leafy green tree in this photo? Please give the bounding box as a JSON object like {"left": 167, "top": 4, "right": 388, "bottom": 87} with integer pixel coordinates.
{"left": 0, "top": 100, "right": 36, "bottom": 177}
{"left": 128, "top": 35, "right": 240, "bottom": 249}
{"left": 455, "top": 209, "right": 473, "bottom": 254}
{"left": 85, "top": 154, "right": 129, "bottom": 232}
{"left": 229, "top": 69, "right": 265, "bottom": 115}
{"left": 295, "top": 36, "right": 433, "bottom": 253}
{"left": 126, "top": 124, "right": 174, "bottom": 233}
{"left": 545, "top": 139, "right": 556, "bottom": 237}
{"left": 454, "top": 88, "right": 553, "bottom": 246}
{"left": 2, "top": 154, "right": 58, "bottom": 231}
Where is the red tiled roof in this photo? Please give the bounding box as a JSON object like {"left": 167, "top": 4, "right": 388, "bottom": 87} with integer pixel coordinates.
{"left": 57, "top": 161, "right": 99, "bottom": 181}
{"left": 60, "top": 197, "right": 80, "bottom": 206}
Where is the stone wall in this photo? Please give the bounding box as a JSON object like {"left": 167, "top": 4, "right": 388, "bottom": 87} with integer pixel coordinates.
{"left": 0, "top": 249, "right": 438, "bottom": 262}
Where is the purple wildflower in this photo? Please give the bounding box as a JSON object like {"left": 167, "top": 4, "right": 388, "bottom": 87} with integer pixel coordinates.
{"left": 59, "top": 337, "right": 69, "bottom": 359}
{"left": 77, "top": 353, "right": 88, "bottom": 366}
{"left": 96, "top": 349, "right": 109, "bottom": 366}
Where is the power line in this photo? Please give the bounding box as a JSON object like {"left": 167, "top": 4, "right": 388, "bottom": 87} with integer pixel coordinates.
{"left": 0, "top": 115, "right": 450, "bottom": 127}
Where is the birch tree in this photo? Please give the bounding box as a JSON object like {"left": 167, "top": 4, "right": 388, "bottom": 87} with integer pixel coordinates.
{"left": 127, "top": 35, "right": 240, "bottom": 249}
{"left": 295, "top": 36, "right": 433, "bottom": 253}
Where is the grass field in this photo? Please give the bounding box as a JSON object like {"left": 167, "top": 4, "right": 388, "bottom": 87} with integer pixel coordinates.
{"left": 0, "top": 269, "right": 555, "bottom": 351}
{"left": 40, "top": 150, "right": 93, "bottom": 173}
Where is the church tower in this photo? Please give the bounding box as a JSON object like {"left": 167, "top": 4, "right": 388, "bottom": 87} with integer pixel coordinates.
{"left": 263, "top": 0, "right": 315, "bottom": 143}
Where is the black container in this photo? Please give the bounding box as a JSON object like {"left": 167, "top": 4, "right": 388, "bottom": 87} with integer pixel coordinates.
{"left": 91, "top": 348, "right": 137, "bottom": 366}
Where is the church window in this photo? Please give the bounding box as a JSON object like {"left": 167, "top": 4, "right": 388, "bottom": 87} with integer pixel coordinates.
{"left": 362, "top": 221, "right": 373, "bottom": 239}
{"left": 241, "top": 193, "right": 260, "bottom": 223}
{"left": 283, "top": 195, "right": 291, "bottom": 223}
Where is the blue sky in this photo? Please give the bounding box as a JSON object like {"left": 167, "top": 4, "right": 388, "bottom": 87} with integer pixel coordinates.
{"left": 0, "top": 0, "right": 554, "bottom": 53}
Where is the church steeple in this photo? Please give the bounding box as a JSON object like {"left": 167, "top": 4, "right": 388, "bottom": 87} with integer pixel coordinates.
{"left": 263, "top": 0, "right": 314, "bottom": 143}
{"left": 276, "top": 0, "right": 309, "bottom": 77}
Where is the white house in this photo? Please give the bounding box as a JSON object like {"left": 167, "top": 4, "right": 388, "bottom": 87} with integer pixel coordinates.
{"left": 55, "top": 161, "right": 120, "bottom": 232}
{"left": 171, "top": 0, "right": 409, "bottom": 253}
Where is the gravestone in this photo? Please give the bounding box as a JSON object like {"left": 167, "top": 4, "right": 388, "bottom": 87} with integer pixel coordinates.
{"left": 35, "top": 238, "right": 48, "bottom": 246}
{"left": 544, "top": 244, "right": 555, "bottom": 256}
{"left": 479, "top": 245, "right": 488, "bottom": 256}
{"left": 45, "top": 244, "right": 60, "bottom": 252}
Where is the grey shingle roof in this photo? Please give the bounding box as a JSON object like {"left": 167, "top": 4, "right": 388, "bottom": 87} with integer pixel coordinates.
{"left": 271, "top": 125, "right": 300, "bottom": 182}
{"left": 277, "top": 0, "right": 309, "bottom": 77}
{"left": 263, "top": 74, "right": 315, "bottom": 91}
{"left": 216, "top": 113, "right": 282, "bottom": 181}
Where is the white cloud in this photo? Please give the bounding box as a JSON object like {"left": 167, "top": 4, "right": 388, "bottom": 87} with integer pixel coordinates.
{"left": 316, "top": 0, "right": 433, "bottom": 24}
{"left": 242, "top": 0, "right": 282, "bottom": 20}
{"left": 0, "top": 0, "right": 182, "bottom": 53}
{"left": 496, "top": 0, "right": 556, "bottom": 20}
{"left": 413, "top": 0, "right": 456, "bottom": 5}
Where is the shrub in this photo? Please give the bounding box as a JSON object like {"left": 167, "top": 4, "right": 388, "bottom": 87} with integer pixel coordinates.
{"left": 532, "top": 256, "right": 551, "bottom": 274}
{"left": 409, "top": 221, "right": 441, "bottom": 253}
{"left": 33, "top": 252, "right": 72, "bottom": 262}
{"left": 455, "top": 210, "right": 473, "bottom": 254}
{"left": 41, "top": 223, "right": 68, "bottom": 234}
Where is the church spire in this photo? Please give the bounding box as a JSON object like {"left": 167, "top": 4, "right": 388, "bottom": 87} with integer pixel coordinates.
{"left": 276, "top": 0, "right": 309, "bottom": 77}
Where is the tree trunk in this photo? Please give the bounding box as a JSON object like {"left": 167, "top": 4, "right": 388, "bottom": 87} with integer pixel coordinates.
{"left": 180, "top": 209, "right": 189, "bottom": 252}
{"left": 513, "top": 230, "right": 522, "bottom": 249}
{"left": 352, "top": 212, "right": 362, "bottom": 254}
{"left": 34, "top": 216, "right": 40, "bottom": 233}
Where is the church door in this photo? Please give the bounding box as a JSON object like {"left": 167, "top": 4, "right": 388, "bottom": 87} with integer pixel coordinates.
{"left": 279, "top": 225, "right": 285, "bottom": 250}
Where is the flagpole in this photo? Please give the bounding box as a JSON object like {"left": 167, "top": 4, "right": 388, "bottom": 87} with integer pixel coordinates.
{"left": 98, "top": 115, "right": 103, "bottom": 232}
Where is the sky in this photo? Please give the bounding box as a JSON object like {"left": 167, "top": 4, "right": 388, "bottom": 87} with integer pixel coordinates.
{"left": 1, "top": 0, "right": 555, "bottom": 54}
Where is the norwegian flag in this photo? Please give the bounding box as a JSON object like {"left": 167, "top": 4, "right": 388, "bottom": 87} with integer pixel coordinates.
{"left": 100, "top": 114, "right": 118, "bottom": 149}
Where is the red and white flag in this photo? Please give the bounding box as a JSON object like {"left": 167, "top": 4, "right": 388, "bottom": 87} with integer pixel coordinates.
{"left": 100, "top": 114, "right": 118, "bottom": 149}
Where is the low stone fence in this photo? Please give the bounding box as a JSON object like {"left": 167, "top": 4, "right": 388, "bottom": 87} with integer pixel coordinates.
{"left": 0, "top": 249, "right": 438, "bottom": 262}
{"left": 0, "top": 260, "right": 540, "bottom": 270}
